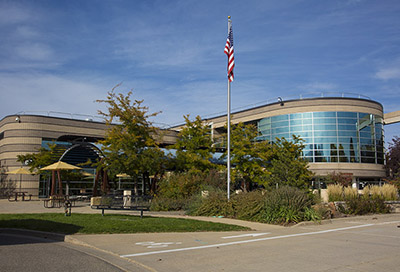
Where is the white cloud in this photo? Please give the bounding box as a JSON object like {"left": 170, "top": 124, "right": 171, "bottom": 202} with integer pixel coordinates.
{"left": 375, "top": 67, "right": 400, "bottom": 80}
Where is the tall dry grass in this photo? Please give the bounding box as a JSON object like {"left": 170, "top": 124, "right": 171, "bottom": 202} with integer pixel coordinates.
{"left": 327, "top": 184, "right": 343, "bottom": 202}
{"left": 362, "top": 184, "right": 399, "bottom": 201}
{"left": 343, "top": 186, "right": 358, "bottom": 200}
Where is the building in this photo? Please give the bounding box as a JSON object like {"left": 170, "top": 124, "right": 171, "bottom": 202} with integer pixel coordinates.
{"left": 197, "top": 95, "right": 400, "bottom": 189}
{"left": 1, "top": 94, "right": 400, "bottom": 196}
{"left": 0, "top": 113, "right": 177, "bottom": 197}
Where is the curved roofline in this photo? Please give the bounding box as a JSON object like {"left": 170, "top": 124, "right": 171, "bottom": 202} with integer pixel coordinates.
{"left": 202, "top": 96, "right": 383, "bottom": 123}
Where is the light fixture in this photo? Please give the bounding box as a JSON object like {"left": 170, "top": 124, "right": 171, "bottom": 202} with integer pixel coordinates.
{"left": 15, "top": 116, "right": 21, "bottom": 123}
{"left": 278, "top": 97, "right": 284, "bottom": 106}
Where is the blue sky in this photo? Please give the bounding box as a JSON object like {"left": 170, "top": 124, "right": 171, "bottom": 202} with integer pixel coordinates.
{"left": 1, "top": 0, "right": 399, "bottom": 142}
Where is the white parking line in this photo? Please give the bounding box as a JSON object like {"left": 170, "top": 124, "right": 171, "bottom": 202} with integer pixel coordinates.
{"left": 121, "top": 223, "right": 382, "bottom": 258}
{"left": 222, "top": 233, "right": 271, "bottom": 239}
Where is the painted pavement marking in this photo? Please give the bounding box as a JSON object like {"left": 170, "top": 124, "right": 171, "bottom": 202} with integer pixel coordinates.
{"left": 222, "top": 233, "right": 271, "bottom": 239}
{"left": 121, "top": 222, "right": 392, "bottom": 258}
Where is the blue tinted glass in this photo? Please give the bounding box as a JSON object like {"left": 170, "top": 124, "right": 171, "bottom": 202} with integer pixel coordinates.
{"left": 337, "top": 112, "right": 357, "bottom": 118}
{"left": 290, "top": 113, "right": 303, "bottom": 120}
{"left": 313, "top": 118, "right": 337, "bottom": 124}
{"left": 338, "top": 118, "right": 357, "bottom": 124}
{"left": 314, "top": 131, "right": 337, "bottom": 137}
{"left": 271, "top": 115, "right": 289, "bottom": 122}
{"left": 302, "top": 113, "right": 312, "bottom": 118}
{"left": 338, "top": 124, "right": 357, "bottom": 131}
{"left": 271, "top": 121, "right": 289, "bottom": 128}
{"left": 273, "top": 127, "right": 289, "bottom": 134}
{"left": 313, "top": 124, "right": 337, "bottom": 131}
{"left": 296, "top": 131, "right": 313, "bottom": 138}
{"left": 258, "top": 118, "right": 271, "bottom": 126}
{"left": 290, "top": 125, "right": 303, "bottom": 132}
{"left": 313, "top": 112, "right": 336, "bottom": 118}
{"left": 338, "top": 131, "right": 357, "bottom": 137}
{"left": 274, "top": 134, "right": 290, "bottom": 139}
{"left": 314, "top": 137, "right": 337, "bottom": 143}
{"left": 290, "top": 120, "right": 303, "bottom": 126}
{"left": 302, "top": 119, "right": 313, "bottom": 125}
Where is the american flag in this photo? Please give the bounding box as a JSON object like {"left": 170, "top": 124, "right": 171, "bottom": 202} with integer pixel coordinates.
{"left": 224, "top": 23, "right": 235, "bottom": 82}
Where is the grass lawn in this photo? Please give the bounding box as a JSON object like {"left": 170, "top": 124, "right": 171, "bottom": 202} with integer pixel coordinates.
{"left": 0, "top": 213, "right": 249, "bottom": 234}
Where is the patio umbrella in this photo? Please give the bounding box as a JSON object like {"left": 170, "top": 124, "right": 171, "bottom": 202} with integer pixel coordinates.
{"left": 40, "top": 161, "right": 82, "bottom": 196}
{"left": 116, "top": 173, "right": 131, "bottom": 190}
{"left": 6, "top": 167, "right": 32, "bottom": 192}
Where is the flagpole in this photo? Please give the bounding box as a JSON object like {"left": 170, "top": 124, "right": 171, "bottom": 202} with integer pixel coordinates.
{"left": 227, "top": 16, "right": 232, "bottom": 200}
{"left": 227, "top": 78, "right": 231, "bottom": 200}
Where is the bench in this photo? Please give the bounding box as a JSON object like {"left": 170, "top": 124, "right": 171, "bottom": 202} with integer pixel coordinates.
{"left": 42, "top": 196, "right": 76, "bottom": 208}
{"left": 90, "top": 195, "right": 151, "bottom": 218}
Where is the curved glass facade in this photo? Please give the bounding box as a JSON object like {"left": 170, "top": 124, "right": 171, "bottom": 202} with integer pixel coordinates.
{"left": 257, "top": 112, "right": 384, "bottom": 164}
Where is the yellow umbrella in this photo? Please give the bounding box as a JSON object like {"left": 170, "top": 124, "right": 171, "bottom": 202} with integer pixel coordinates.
{"left": 40, "top": 161, "right": 82, "bottom": 196}
{"left": 6, "top": 167, "right": 32, "bottom": 192}
{"left": 116, "top": 173, "right": 131, "bottom": 190}
{"left": 6, "top": 168, "right": 32, "bottom": 175}
{"left": 116, "top": 173, "right": 131, "bottom": 178}
{"left": 40, "top": 161, "right": 82, "bottom": 171}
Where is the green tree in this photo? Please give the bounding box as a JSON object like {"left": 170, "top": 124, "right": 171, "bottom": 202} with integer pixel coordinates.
{"left": 266, "top": 136, "right": 313, "bottom": 189}
{"left": 96, "top": 87, "right": 165, "bottom": 189}
{"left": 222, "top": 122, "right": 272, "bottom": 191}
{"left": 172, "top": 115, "right": 215, "bottom": 172}
{"left": 17, "top": 143, "right": 62, "bottom": 174}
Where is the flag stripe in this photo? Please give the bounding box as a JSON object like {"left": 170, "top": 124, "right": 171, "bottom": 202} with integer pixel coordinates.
{"left": 224, "top": 23, "right": 235, "bottom": 82}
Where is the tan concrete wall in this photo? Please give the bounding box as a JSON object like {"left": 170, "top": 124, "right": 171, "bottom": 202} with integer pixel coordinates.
{"left": 384, "top": 110, "right": 400, "bottom": 125}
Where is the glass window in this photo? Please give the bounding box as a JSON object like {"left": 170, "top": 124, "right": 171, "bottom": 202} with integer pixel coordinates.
{"left": 290, "top": 120, "right": 303, "bottom": 126}
{"left": 338, "top": 118, "right": 358, "bottom": 124}
{"left": 314, "top": 124, "right": 337, "bottom": 131}
{"left": 290, "top": 113, "right": 303, "bottom": 120}
{"left": 338, "top": 131, "right": 358, "bottom": 137}
{"left": 313, "top": 118, "right": 337, "bottom": 124}
{"left": 338, "top": 124, "right": 357, "bottom": 131}
{"left": 271, "top": 121, "right": 289, "bottom": 128}
{"left": 273, "top": 127, "right": 289, "bottom": 134}
{"left": 314, "top": 131, "right": 337, "bottom": 137}
{"left": 313, "top": 112, "right": 336, "bottom": 118}
{"left": 337, "top": 112, "right": 357, "bottom": 118}
{"left": 314, "top": 137, "right": 337, "bottom": 143}
{"left": 271, "top": 115, "right": 288, "bottom": 122}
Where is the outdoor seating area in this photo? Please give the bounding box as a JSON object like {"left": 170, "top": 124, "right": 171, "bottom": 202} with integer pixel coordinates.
{"left": 90, "top": 195, "right": 151, "bottom": 217}
{"left": 8, "top": 192, "right": 32, "bottom": 202}
{"left": 42, "top": 195, "right": 77, "bottom": 208}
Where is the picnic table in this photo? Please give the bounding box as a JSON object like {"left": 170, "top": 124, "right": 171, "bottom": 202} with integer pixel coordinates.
{"left": 8, "top": 192, "right": 31, "bottom": 202}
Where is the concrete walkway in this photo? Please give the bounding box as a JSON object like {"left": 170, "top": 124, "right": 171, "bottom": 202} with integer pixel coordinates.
{"left": 2, "top": 199, "right": 400, "bottom": 271}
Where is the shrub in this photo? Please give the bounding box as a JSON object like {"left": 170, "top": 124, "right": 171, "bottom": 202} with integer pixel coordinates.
{"left": 344, "top": 198, "right": 390, "bottom": 215}
{"left": 191, "top": 191, "right": 235, "bottom": 217}
{"left": 261, "top": 186, "right": 312, "bottom": 225}
{"left": 327, "top": 184, "right": 343, "bottom": 202}
{"left": 156, "top": 170, "right": 226, "bottom": 200}
{"left": 233, "top": 190, "right": 265, "bottom": 221}
{"left": 380, "top": 184, "right": 399, "bottom": 201}
{"left": 150, "top": 197, "right": 192, "bottom": 211}
{"left": 343, "top": 186, "right": 358, "bottom": 200}
{"left": 362, "top": 184, "right": 399, "bottom": 201}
